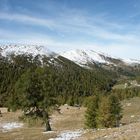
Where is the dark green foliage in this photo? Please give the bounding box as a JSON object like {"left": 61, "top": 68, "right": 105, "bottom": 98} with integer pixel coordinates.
{"left": 85, "top": 96, "right": 99, "bottom": 128}
{"left": 12, "top": 68, "right": 54, "bottom": 130}
{"left": 108, "top": 94, "right": 122, "bottom": 127}
{"left": 0, "top": 54, "right": 117, "bottom": 107}
{"left": 96, "top": 96, "right": 111, "bottom": 128}
{"left": 112, "top": 87, "right": 140, "bottom": 100}
{"left": 85, "top": 95, "right": 122, "bottom": 128}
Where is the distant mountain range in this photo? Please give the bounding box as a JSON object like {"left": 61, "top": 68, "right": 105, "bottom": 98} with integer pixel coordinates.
{"left": 0, "top": 44, "right": 140, "bottom": 68}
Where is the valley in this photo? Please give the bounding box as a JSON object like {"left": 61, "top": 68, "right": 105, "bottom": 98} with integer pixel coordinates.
{"left": 1, "top": 45, "right": 140, "bottom": 139}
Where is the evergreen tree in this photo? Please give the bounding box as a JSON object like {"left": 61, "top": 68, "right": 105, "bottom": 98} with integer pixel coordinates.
{"left": 85, "top": 96, "right": 99, "bottom": 128}
{"left": 96, "top": 96, "right": 111, "bottom": 128}
{"left": 108, "top": 94, "right": 122, "bottom": 127}
{"left": 85, "top": 95, "right": 122, "bottom": 128}
{"left": 12, "top": 68, "right": 54, "bottom": 131}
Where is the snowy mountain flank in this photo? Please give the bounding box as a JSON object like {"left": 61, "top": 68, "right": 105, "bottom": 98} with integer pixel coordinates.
{"left": 60, "top": 49, "right": 140, "bottom": 67}
{"left": 0, "top": 44, "right": 140, "bottom": 68}
{"left": 0, "top": 44, "right": 56, "bottom": 57}
{"left": 60, "top": 49, "right": 114, "bottom": 66}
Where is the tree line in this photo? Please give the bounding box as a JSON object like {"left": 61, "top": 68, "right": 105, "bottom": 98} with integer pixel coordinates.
{"left": 0, "top": 53, "right": 127, "bottom": 130}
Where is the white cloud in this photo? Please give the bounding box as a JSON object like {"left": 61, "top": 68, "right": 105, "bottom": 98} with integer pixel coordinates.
{"left": 0, "top": 11, "right": 138, "bottom": 42}
{"left": 0, "top": 10, "right": 140, "bottom": 59}
{"left": 0, "top": 28, "right": 140, "bottom": 59}
{"left": 0, "top": 13, "right": 55, "bottom": 29}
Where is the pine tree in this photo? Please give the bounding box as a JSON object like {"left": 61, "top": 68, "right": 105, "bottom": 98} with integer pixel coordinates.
{"left": 96, "top": 96, "right": 111, "bottom": 128}
{"left": 13, "top": 68, "right": 53, "bottom": 131}
{"left": 85, "top": 95, "right": 122, "bottom": 128}
{"left": 85, "top": 96, "right": 99, "bottom": 128}
{"left": 108, "top": 94, "right": 122, "bottom": 127}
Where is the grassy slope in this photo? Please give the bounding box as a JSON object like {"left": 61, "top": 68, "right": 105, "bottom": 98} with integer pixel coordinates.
{"left": 81, "top": 97, "right": 140, "bottom": 140}
{"left": 1, "top": 97, "right": 140, "bottom": 140}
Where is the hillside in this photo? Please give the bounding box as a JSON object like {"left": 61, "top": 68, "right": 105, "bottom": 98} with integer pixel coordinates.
{"left": 1, "top": 44, "right": 140, "bottom": 107}
{"left": 0, "top": 44, "right": 118, "bottom": 108}
{"left": 1, "top": 44, "right": 140, "bottom": 67}
{"left": 1, "top": 44, "right": 140, "bottom": 78}
{"left": 60, "top": 49, "right": 140, "bottom": 67}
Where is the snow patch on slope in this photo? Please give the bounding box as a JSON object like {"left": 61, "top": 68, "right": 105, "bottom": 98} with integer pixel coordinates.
{"left": 122, "top": 58, "right": 140, "bottom": 65}
{"left": 49, "top": 129, "right": 83, "bottom": 140}
{"left": 0, "top": 122, "right": 23, "bottom": 132}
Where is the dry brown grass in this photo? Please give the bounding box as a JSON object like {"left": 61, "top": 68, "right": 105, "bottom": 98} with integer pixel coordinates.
{"left": 1, "top": 97, "right": 140, "bottom": 140}
{"left": 0, "top": 109, "right": 57, "bottom": 140}
{"left": 0, "top": 127, "right": 57, "bottom": 140}
{"left": 121, "top": 97, "right": 140, "bottom": 124}
{"left": 80, "top": 122, "right": 140, "bottom": 140}
{"left": 0, "top": 110, "right": 22, "bottom": 123}
{"left": 51, "top": 105, "right": 86, "bottom": 131}
{"left": 79, "top": 97, "right": 140, "bottom": 140}
{"left": 0, "top": 106, "right": 86, "bottom": 140}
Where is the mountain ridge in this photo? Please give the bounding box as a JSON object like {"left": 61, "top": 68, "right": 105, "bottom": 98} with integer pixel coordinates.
{"left": 0, "top": 44, "right": 140, "bottom": 68}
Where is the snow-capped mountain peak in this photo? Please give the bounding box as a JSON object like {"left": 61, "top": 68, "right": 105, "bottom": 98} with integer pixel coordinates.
{"left": 0, "top": 44, "right": 56, "bottom": 57}
{"left": 1, "top": 44, "right": 140, "bottom": 68}
{"left": 60, "top": 49, "right": 140, "bottom": 67}
{"left": 60, "top": 49, "right": 112, "bottom": 66}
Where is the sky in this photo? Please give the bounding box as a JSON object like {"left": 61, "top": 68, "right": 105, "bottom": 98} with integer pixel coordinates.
{"left": 0, "top": 0, "right": 140, "bottom": 59}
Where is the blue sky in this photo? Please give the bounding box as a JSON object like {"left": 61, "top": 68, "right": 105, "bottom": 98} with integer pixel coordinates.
{"left": 0, "top": 0, "right": 140, "bottom": 59}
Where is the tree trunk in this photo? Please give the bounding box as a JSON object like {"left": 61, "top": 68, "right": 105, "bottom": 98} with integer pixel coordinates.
{"left": 43, "top": 110, "right": 51, "bottom": 131}
{"left": 45, "top": 119, "right": 51, "bottom": 131}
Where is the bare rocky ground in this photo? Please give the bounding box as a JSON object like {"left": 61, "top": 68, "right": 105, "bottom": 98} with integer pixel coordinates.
{"left": 80, "top": 122, "right": 140, "bottom": 140}
{"left": 0, "top": 97, "right": 140, "bottom": 140}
